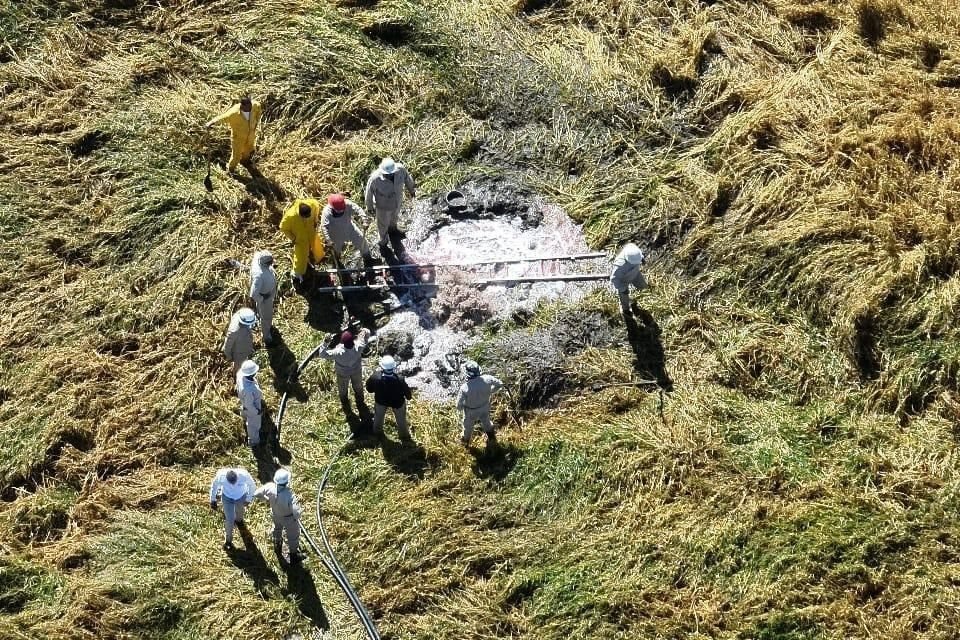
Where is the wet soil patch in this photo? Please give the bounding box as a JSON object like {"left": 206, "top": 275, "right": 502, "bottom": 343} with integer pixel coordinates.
{"left": 415, "top": 176, "right": 543, "bottom": 236}
{"left": 482, "top": 309, "right": 619, "bottom": 409}
{"left": 368, "top": 176, "right": 607, "bottom": 401}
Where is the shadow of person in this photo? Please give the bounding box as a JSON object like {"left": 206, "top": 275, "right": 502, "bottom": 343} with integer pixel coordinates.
{"left": 240, "top": 160, "right": 286, "bottom": 203}
{"left": 379, "top": 437, "right": 439, "bottom": 480}
{"left": 253, "top": 441, "right": 280, "bottom": 484}
{"left": 231, "top": 525, "right": 281, "bottom": 596}
{"left": 266, "top": 330, "right": 308, "bottom": 402}
{"left": 284, "top": 561, "right": 331, "bottom": 631}
{"left": 624, "top": 306, "right": 674, "bottom": 392}
{"left": 469, "top": 441, "right": 523, "bottom": 481}
{"left": 340, "top": 399, "right": 373, "bottom": 438}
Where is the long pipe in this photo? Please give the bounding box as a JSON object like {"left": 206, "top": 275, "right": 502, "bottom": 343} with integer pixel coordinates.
{"left": 313, "top": 273, "right": 610, "bottom": 294}
{"left": 319, "top": 251, "right": 607, "bottom": 275}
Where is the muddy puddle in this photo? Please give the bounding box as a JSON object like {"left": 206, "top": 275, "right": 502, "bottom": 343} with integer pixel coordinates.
{"left": 365, "top": 177, "right": 609, "bottom": 401}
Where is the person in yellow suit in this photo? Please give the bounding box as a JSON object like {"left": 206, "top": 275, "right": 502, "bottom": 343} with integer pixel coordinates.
{"left": 205, "top": 95, "right": 263, "bottom": 173}
{"left": 280, "top": 198, "right": 325, "bottom": 282}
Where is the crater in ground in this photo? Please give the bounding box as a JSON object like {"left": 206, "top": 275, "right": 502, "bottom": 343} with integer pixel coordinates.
{"left": 360, "top": 176, "right": 611, "bottom": 402}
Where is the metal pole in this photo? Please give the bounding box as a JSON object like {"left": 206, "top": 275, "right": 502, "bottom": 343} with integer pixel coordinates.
{"left": 316, "top": 252, "right": 607, "bottom": 275}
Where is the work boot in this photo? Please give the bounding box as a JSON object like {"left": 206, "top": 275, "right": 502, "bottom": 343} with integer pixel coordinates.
{"left": 235, "top": 520, "right": 245, "bottom": 528}
{"left": 289, "top": 552, "right": 303, "bottom": 565}
{"left": 223, "top": 541, "right": 235, "bottom": 551}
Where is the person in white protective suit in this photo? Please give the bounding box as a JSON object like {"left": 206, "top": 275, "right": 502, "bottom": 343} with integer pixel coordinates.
{"left": 249, "top": 250, "right": 278, "bottom": 344}
{"left": 236, "top": 359, "right": 264, "bottom": 447}
{"left": 321, "top": 193, "right": 372, "bottom": 267}
{"left": 456, "top": 360, "right": 504, "bottom": 448}
{"left": 317, "top": 329, "right": 370, "bottom": 415}
{"left": 254, "top": 468, "right": 303, "bottom": 563}
{"left": 209, "top": 467, "right": 256, "bottom": 551}
{"left": 363, "top": 157, "right": 416, "bottom": 250}
{"left": 609, "top": 242, "right": 648, "bottom": 320}
{"left": 222, "top": 307, "right": 257, "bottom": 373}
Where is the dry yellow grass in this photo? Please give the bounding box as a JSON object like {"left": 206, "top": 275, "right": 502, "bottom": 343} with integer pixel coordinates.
{"left": 2, "top": 0, "right": 960, "bottom": 638}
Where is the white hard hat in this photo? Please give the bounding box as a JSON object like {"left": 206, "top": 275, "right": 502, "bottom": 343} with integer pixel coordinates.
{"left": 274, "top": 468, "right": 290, "bottom": 485}
{"left": 258, "top": 251, "right": 274, "bottom": 267}
{"left": 240, "top": 359, "right": 259, "bottom": 377}
{"left": 238, "top": 307, "right": 257, "bottom": 326}
{"left": 465, "top": 360, "right": 481, "bottom": 376}
{"left": 379, "top": 157, "right": 396, "bottom": 174}
{"left": 380, "top": 355, "right": 396, "bottom": 371}
{"left": 623, "top": 243, "right": 645, "bottom": 265}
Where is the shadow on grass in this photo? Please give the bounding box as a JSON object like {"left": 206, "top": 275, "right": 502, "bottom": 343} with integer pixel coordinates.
{"left": 266, "top": 329, "right": 308, "bottom": 402}
{"left": 230, "top": 160, "right": 285, "bottom": 203}
{"left": 625, "top": 306, "right": 674, "bottom": 392}
{"left": 340, "top": 398, "right": 374, "bottom": 438}
{"left": 469, "top": 441, "right": 523, "bottom": 481}
{"left": 284, "top": 562, "right": 331, "bottom": 631}
{"left": 380, "top": 437, "right": 440, "bottom": 480}
{"left": 253, "top": 442, "right": 281, "bottom": 484}
{"left": 231, "top": 526, "right": 281, "bottom": 596}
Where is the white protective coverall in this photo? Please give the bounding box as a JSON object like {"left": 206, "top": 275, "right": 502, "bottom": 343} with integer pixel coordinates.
{"left": 249, "top": 251, "right": 277, "bottom": 342}
{"left": 456, "top": 374, "right": 504, "bottom": 442}
{"left": 254, "top": 482, "right": 302, "bottom": 557}
{"left": 317, "top": 332, "right": 369, "bottom": 410}
{"left": 320, "top": 199, "right": 370, "bottom": 261}
{"left": 209, "top": 467, "right": 256, "bottom": 545}
{"left": 236, "top": 371, "right": 264, "bottom": 446}
{"left": 609, "top": 245, "right": 649, "bottom": 314}
{"left": 222, "top": 312, "right": 255, "bottom": 371}
{"left": 364, "top": 164, "right": 416, "bottom": 246}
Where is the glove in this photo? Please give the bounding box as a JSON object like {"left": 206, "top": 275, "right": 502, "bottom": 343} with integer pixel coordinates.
{"left": 210, "top": 501, "right": 217, "bottom": 511}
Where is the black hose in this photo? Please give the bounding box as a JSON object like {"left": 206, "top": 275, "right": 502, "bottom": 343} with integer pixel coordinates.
{"left": 315, "top": 434, "right": 381, "bottom": 639}
{"left": 274, "top": 345, "right": 322, "bottom": 442}
{"left": 274, "top": 344, "right": 381, "bottom": 640}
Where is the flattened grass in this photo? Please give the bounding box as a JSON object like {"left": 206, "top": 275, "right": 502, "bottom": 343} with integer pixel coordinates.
{"left": 3, "top": 0, "right": 960, "bottom": 638}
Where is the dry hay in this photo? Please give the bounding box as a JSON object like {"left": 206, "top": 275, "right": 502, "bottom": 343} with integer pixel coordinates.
{"left": 3, "top": 0, "right": 960, "bottom": 638}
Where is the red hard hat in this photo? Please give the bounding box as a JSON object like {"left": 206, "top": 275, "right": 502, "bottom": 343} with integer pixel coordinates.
{"left": 328, "top": 193, "right": 346, "bottom": 210}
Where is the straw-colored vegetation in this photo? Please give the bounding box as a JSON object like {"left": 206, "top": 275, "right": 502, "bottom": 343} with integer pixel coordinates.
{"left": 2, "top": 0, "right": 960, "bottom": 637}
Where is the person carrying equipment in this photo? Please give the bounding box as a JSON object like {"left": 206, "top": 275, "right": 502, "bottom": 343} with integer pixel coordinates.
{"left": 254, "top": 468, "right": 303, "bottom": 563}
{"left": 364, "top": 157, "right": 416, "bottom": 250}
{"left": 249, "top": 250, "right": 277, "bottom": 344}
{"left": 321, "top": 193, "right": 372, "bottom": 268}
{"left": 456, "top": 360, "right": 504, "bottom": 448}
{"left": 317, "top": 329, "right": 371, "bottom": 416}
{"left": 365, "top": 355, "right": 413, "bottom": 441}
{"left": 236, "top": 359, "right": 264, "bottom": 448}
{"left": 209, "top": 467, "right": 256, "bottom": 551}
{"left": 222, "top": 308, "right": 257, "bottom": 373}
{"left": 280, "top": 199, "right": 324, "bottom": 282}
{"left": 205, "top": 95, "right": 263, "bottom": 173}
{"left": 609, "top": 242, "right": 648, "bottom": 320}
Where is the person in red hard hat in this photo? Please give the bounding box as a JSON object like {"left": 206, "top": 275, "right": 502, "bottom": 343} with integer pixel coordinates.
{"left": 317, "top": 327, "right": 371, "bottom": 416}
{"left": 321, "top": 193, "right": 372, "bottom": 268}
